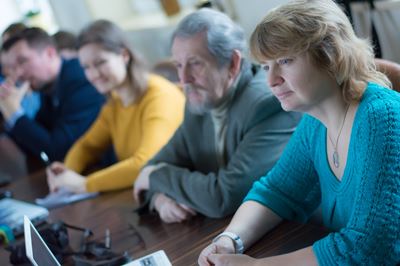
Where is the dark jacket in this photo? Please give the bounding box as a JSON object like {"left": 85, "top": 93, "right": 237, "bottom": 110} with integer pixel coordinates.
{"left": 9, "top": 59, "right": 104, "bottom": 161}
{"left": 146, "top": 63, "right": 302, "bottom": 218}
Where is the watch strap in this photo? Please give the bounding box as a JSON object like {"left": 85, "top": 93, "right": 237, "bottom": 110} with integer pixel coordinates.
{"left": 212, "top": 231, "right": 244, "bottom": 254}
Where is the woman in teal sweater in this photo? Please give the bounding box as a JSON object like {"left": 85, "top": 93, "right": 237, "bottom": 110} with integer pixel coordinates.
{"left": 198, "top": 0, "right": 400, "bottom": 265}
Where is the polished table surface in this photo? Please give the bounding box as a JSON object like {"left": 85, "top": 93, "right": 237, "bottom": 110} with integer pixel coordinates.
{"left": 0, "top": 135, "right": 28, "bottom": 180}
{"left": 0, "top": 137, "right": 329, "bottom": 266}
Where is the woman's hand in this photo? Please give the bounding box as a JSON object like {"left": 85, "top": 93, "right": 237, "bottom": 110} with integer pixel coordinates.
{"left": 198, "top": 236, "right": 236, "bottom": 266}
{"left": 46, "top": 162, "right": 87, "bottom": 194}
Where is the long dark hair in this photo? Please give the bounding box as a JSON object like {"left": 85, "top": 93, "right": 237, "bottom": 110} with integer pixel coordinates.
{"left": 77, "top": 19, "right": 148, "bottom": 102}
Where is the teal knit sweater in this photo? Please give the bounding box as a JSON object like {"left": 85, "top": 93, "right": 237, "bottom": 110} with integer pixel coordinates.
{"left": 245, "top": 83, "right": 400, "bottom": 265}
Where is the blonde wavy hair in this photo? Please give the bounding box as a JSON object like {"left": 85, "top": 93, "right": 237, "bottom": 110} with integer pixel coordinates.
{"left": 250, "top": 0, "right": 391, "bottom": 102}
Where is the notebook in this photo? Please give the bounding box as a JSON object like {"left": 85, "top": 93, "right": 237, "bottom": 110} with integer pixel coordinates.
{"left": 0, "top": 198, "right": 48, "bottom": 236}
{"left": 24, "top": 215, "right": 61, "bottom": 266}
{"left": 122, "top": 250, "right": 172, "bottom": 266}
{"left": 35, "top": 188, "right": 99, "bottom": 209}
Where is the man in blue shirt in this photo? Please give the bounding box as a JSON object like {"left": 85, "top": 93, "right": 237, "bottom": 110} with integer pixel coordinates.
{"left": 0, "top": 27, "right": 104, "bottom": 161}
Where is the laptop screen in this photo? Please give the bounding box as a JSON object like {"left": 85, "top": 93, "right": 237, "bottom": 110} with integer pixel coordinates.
{"left": 24, "top": 215, "right": 61, "bottom": 266}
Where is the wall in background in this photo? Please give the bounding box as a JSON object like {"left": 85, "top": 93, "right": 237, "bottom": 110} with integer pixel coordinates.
{"left": 120, "top": 0, "right": 288, "bottom": 65}
{"left": 85, "top": 0, "right": 134, "bottom": 24}
{"left": 2, "top": 0, "right": 398, "bottom": 68}
{"left": 48, "top": 0, "right": 196, "bottom": 65}
{"left": 0, "top": 0, "right": 21, "bottom": 34}
{"left": 231, "top": 0, "right": 290, "bottom": 39}
{"left": 1, "top": 0, "right": 290, "bottom": 65}
{"left": 48, "top": 0, "right": 91, "bottom": 33}
{"left": 0, "top": 0, "right": 58, "bottom": 35}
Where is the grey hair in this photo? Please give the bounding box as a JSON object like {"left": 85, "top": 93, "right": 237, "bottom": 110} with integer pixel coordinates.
{"left": 172, "top": 8, "right": 246, "bottom": 67}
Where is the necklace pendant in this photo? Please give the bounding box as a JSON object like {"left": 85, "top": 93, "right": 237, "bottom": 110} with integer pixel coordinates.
{"left": 333, "top": 151, "right": 340, "bottom": 168}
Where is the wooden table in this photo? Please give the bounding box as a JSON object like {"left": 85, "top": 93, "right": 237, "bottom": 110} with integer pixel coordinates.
{"left": 0, "top": 135, "right": 28, "bottom": 180}
{"left": 0, "top": 134, "right": 47, "bottom": 179}
{"left": 0, "top": 165, "right": 329, "bottom": 266}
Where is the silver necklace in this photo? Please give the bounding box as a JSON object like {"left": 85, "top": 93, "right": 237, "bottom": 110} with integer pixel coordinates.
{"left": 328, "top": 104, "right": 350, "bottom": 168}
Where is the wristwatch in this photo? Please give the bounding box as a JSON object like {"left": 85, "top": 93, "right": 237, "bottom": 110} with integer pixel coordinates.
{"left": 212, "top": 231, "right": 244, "bottom": 254}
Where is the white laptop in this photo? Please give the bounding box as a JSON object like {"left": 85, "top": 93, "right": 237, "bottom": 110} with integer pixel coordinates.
{"left": 0, "top": 198, "right": 48, "bottom": 236}
{"left": 24, "top": 215, "right": 61, "bottom": 266}
{"left": 24, "top": 215, "right": 172, "bottom": 266}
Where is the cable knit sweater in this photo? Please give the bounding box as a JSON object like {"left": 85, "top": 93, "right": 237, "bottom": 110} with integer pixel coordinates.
{"left": 245, "top": 83, "right": 400, "bottom": 265}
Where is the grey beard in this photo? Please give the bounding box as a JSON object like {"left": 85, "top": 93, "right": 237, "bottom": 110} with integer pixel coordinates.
{"left": 184, "top": 84, "right": 213, "bottom": 115}
{"left": 187, "top": 102, "right": 212, "bottom": 115}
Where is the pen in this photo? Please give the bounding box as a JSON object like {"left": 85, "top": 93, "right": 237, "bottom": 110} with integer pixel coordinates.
{"left": 105, "top": 228, "right": 111, "bottom": 249}
{"left": 40, "top": 151, "right": 50, "bottom": 166}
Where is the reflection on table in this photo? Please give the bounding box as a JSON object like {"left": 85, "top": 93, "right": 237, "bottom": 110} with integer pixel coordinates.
{"left": 0, "top": 157, "right": 329, "bottom": 266}
{"left": 0, "top": 135, "right": 28, "bottom": 181}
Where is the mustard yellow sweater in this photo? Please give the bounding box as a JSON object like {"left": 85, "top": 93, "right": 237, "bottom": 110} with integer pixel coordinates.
{"left": 64, "top": 75, "right": 185, "bottom": 192}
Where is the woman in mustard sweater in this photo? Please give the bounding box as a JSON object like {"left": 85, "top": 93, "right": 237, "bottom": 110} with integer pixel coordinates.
{"left": 46, "top": 20, "right": 184, "bottom": 193}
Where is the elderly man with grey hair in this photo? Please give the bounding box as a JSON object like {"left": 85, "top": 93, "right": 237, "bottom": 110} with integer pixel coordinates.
{"left": 133, "top": 8, "right": 301, "bottom": 223}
